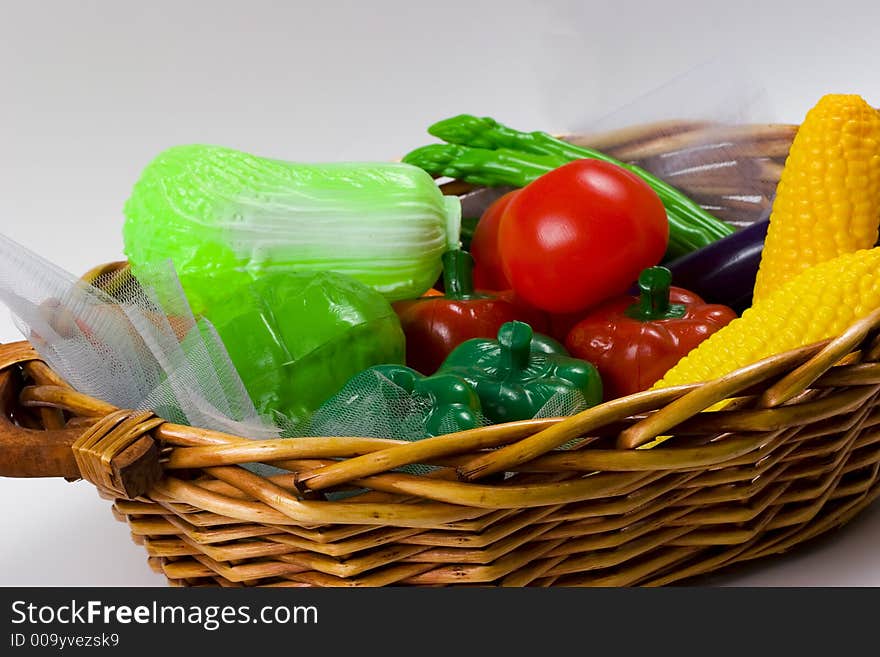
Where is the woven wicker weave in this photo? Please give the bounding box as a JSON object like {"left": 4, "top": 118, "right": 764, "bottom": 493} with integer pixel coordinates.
{"left": 7, "top": 120, "right": 880, "bottom": 587}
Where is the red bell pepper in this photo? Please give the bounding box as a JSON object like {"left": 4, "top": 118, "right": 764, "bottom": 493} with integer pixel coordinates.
{"left": 564, "top": 266, "right": 737, "bottom": 400}
{"left": 393, "top": 250, "right": 548, "bottom": 375}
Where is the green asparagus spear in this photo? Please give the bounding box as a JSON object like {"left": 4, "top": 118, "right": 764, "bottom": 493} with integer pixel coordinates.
{"left": 403, "top": 143, "right": 563, "bottom": 188}
{"left": 427, "top": 115, "right": 732, "bottom": 235}
{"left": 403, "top": 141, "right": 725, "bottom": 259}
{"left": 428, "top": 114, "right": 616, "bottom": 162}
{"left": 406, "top": 114, "right": 736, "bottom": 256}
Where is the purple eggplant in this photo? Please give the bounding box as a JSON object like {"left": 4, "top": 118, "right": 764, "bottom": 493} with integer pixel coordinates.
{"left": 664, "top": 216, "right": 769, "bottom": 314}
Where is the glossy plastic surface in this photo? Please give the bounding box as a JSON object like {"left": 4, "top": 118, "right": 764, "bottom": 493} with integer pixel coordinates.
{"left": 356, "top": 364, "right": 481, "bottom": 437}
{"left": 566, "top": 271, "right": 737, "bottom": 399}
{"left": 123, "top": 144, "right": 462, "bottom": 314}
{"left": 206, "top": 270, "right": 405, "bottom": 427}
{"left": 393, "top": 250, "right": 548, "bottom": 375}
{"left": 470, "top": 190, "right": 518, "bottom": 290}
{"left": 439, "top": 321, "right": 602, "bottom": 423}
{"left": 665, "top": 218, "right": 769, "bottom": 314}
{"left": 498, "top": 159, "right": 669, "bottom": 314}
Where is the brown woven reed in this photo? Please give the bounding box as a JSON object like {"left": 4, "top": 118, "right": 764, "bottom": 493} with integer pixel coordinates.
{"left": 8, "top": 120, "right": 880, "bottom": 588}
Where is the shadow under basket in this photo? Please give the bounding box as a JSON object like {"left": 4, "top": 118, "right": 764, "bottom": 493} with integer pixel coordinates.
{"left": 5, "top": 120, "right": 880, "bottom": 588}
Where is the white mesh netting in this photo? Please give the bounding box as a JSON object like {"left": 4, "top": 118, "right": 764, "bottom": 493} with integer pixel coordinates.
{"left": 0, "top": 232, "right": 278, "bottom": 439}
{"left": 0, "top": 232, "right": 592, "bottom": 485}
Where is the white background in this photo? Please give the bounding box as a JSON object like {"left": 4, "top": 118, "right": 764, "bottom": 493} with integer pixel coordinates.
{"left": 2, "top": 0, "right": 880, "bottom": 586}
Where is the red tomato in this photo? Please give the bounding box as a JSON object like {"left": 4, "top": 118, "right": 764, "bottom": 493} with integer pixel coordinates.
{"left": 471, "top": 190, "right": 518, "bottom": 290}
{"left": 498, "top": 160, "right": 668, "bottom": 314}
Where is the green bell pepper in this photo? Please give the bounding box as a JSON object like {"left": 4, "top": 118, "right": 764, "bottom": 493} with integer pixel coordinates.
{"left": 438, "top": 321, "right": 602, "bottom": 423}
{"left": 204, "top": 270, "right": 405, "bottom": 428}
{"left": 368, "top": 364, "right": 482, "bottom": 437}
{"left": 304, "top": 363, "right": 482, "bottom": 440}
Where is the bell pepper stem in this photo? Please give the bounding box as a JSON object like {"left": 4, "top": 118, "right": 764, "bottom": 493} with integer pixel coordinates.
{"left": 498, "top": 321, "right": 533, "bottom": 372}
{"left": 626, "top": 266, "right": 687, "bottom": 321}
{"left": 442, "top": 249, "right": 476, "bottom": 299}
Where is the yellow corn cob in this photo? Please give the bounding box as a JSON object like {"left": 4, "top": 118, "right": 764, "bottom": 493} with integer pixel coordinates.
{"left": 752, "top": 94, "right": 880, "bottom": 302}
{"left": 655, "top": 247, "right": 880, "bottom": 389}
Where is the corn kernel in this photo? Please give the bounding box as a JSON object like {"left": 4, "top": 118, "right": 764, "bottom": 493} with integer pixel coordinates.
{"left": 752, "top": 95, "right": 880, "bottom": 302}
{"left": 656, "top": 248, "right": 880, "bottom": 388}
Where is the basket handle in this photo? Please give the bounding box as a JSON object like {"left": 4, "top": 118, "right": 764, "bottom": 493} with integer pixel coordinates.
{"left": 0, "top": 342, "right": 81, "bottom": 478}
{"left": 0, "top": 341, "right": 163, "bottom": 499}
{"left": 0, "top": 376, "right": 83, "bottom": 479}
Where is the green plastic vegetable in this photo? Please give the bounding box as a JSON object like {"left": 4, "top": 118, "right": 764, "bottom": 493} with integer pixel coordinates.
{"left": 371, "top": 365, "right": 482, "bottom": 436}
{"left": 317, "top": 364, "right": 483, "bottom": 438}
{"left": 123, "top": 144, "right": 462, "bottom": 313}
{"left": 403, "top": 114, "right": 735, "bottom": 259}
{"left": 404, "top": 143, "right": 560, "bottom": 188}
{"left": 438, "top": 321, "right": 602, "bottom": 423}
{"left": 204, "top": 270, "right": 405, "bottom": 428}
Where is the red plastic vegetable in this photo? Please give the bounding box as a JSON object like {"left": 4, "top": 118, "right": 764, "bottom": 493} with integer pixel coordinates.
{"left": 498, "top": 159, "right": 669, "bottom": 314}
{"left": 471, "top": 189, "right": 518, "bottom": 290}
{"left": 564, "top": 266, "right": 737, "bottom": 400}
{"left": 393, "top": 250, "right": 549, "bottom": 375}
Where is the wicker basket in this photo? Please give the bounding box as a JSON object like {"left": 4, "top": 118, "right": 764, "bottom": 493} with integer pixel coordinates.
{"left": 7, "top": 120, "right": 880, "bottom": 587}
